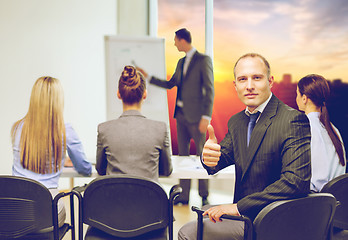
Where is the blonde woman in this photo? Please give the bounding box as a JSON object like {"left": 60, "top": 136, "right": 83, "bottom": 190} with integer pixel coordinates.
{"left": 11, "top": 76, "right": 92, "bottom": 226}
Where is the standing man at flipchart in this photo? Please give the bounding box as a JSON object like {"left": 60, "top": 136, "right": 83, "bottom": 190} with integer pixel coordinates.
{"left": 138, "top": 28, "right": 214, "bottom": 206}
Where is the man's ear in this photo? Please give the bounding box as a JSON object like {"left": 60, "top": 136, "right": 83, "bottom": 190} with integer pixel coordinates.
{"left": 268, "top": 76, "right": 274, "bottom": 88}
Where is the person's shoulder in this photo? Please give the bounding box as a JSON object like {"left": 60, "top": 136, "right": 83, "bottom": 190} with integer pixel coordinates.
{"left": 64, "top": 122, "right": 74, "bottom": 131}
{"left": 144, "top": 118, "right": 167, "bottom": 129}
{"left": 276, "top": 101, "right": 309, "bottom": 124}
{"left": 140, "top": 119, "right": 168, "bottom": 142}
{"left": 64, "top": 123, "right": 81, "bottom": 140}
{"left": 192, "top": 50, "right": 210, "bottom": 60}
{"left": 97, "top": 119, "right": 118, "bottom": 131}
{"left": 227, "top": 110, "right": 246, "bottom": 125}
{"left": 278, "top": 102, "right": 297, "bottom": 114}
{"left": 274, "top": 98, "right": 302, "bottom": 115}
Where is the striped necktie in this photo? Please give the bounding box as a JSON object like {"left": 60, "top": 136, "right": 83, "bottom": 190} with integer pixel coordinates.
{"left": 247, "top": 111, "right": 260, "bottom": 146}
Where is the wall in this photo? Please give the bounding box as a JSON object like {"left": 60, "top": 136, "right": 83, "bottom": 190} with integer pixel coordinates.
{"left": 117, "top": 0, "right": 149, "bottom": 36}
{"left": 0, "top": 0, "right": 117, "bottom": 174}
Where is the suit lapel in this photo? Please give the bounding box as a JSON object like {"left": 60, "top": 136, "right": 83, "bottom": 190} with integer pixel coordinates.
{"left": 242, "top": 96, "right": 279, "bottom": 180}
{"left": 176, "top": 57, "right": 185, "bottom": 87}
{"left": 184, "top": 51, "right": 198, "bottom": 79}
{"left": 237, "top": 113, "right": 249, "bottom": 170}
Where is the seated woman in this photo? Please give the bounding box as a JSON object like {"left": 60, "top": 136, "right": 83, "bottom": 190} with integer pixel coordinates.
{"left": 11, "top": 76, "right": 92, "bottom": 227}
{"left": 296, "top": 74, "right": 346, "bottom": 192}
{"left": 96, "top": 65, "right": 173, "bottom": 182}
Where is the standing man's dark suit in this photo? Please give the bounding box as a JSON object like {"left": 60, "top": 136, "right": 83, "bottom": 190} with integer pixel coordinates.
{"left": 150, "top": 49, "right": 214, "bottom": 204}
{"left": 150, "top": 50, "right": 214, "bottom": 125}
{"left": 178, "top": 53, "right": 311, "bottom": 240}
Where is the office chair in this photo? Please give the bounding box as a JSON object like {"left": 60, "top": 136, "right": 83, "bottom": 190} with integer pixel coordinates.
{"left": 0, "top": 175, "right": 75, "bottom": 240}
{"left": 321, "top": 173, "right": 348, "bottom": 240}
{"left": 73, "top": 175, "right": 182, "bottom": 240}
{"left": 192, "top": 193, "right": 336, "bottom": 240}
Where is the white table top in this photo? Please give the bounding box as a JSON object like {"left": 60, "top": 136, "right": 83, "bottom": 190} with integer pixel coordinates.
{"left": 61, "top": 155, "right": 235, "bottom": 179}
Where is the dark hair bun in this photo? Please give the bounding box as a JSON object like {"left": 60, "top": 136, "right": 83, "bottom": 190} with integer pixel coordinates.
{"left": 120, "top": 65, "right": 139, "bottom": 87}
{"left": 118, "top": 65, "right": 146, "bottom": 105}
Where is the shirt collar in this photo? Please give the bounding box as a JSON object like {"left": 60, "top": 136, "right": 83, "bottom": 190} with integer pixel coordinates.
{"left": 121, "top": 110, "right": 145, "bottom": 118}
{"left": 185, "top": 47, "right": 196, "bottom": 60}
{"left": 245, "top": 93, "right": 273, "bottom": 116}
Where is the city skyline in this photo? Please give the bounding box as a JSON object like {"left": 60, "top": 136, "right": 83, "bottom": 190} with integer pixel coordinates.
{"left": 158, "top": 0, "right": 348, "bottom": 83}
{"left": 157, "top": 0, "right": 348, "bottom": 154}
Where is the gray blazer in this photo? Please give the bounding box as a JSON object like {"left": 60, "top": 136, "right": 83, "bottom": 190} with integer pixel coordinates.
{"left": 204, "top": 95, "right": 312, "bottom": 220}
{"left": 150, "top": 51, "right": 214, "bottom": 123}
{"left": 96, "top": 110, "right": 173, "bottom": 182}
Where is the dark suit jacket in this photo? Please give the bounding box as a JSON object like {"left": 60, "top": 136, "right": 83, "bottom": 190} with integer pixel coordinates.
{"left": 204, "top": 95, "right": 311, "bottom": 220}
{"left": 96, "top": 110, "right": 173, "bottom": 182}
{"left": 150, "top": 51, "right": 214, "bottom": 123}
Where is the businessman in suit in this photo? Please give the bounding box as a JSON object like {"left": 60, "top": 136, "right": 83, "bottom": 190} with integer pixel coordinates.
{"left": 138, "top": 28, "right": 214, "bottom": 206}
{"left": 178, "top": 53, "right": 311, "bottom": 240}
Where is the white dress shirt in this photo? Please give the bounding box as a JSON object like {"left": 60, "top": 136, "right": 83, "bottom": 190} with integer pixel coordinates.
{"left": 307, "top": 112, "right": 346, "bottom": 192}
{"left": 245, "top": 93, "right": 273, "bottom": 122}
{"left": 183, "top": 47, "right": 196, "bottom": 76}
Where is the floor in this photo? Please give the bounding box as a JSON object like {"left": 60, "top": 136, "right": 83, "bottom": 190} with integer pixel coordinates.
{"left": 61, "top": 178, "right": 233, "bottom": 240}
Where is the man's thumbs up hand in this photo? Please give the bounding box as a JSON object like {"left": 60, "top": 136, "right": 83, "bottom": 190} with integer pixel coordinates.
{"left": 202, "top": 125, "right": 221, "bottom": 167}
{"left": 207, "top": 124, "right": 218, "bottom": 143}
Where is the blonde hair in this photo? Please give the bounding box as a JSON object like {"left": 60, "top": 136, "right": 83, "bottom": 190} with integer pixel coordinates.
{"left": 11, "top": 76, "right": 66, "bottom": 174}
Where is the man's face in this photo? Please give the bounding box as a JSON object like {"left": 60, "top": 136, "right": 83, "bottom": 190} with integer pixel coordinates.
{"left": 234, "top": 56, "right": 273, "bottom": 112}
{"left": 174, "top": 36, "right": 184, "bottom": 52}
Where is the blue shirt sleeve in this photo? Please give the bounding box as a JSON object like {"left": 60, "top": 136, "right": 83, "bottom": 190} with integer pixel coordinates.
{"left": 65, "top": 123, "right": 92, "bottom": 176}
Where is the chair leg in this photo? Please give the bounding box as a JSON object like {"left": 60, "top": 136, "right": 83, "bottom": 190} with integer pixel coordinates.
{"left": 71, "top": 190, "right": 84, "bottom": 240}
{"left": 196, "top": 212, "right": 203, "bottom": 240}
{"left": 70, "top": 194, "right": 75, "bottom": 240}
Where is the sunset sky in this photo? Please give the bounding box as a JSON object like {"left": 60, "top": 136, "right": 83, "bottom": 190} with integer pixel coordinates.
{"left": 158, "top": 0, "right": 348, "bottom": 83}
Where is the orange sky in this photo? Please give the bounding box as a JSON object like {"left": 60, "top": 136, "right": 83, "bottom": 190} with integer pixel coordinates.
{"left": 158, "top": 0, "right": 348, "bottom": 83}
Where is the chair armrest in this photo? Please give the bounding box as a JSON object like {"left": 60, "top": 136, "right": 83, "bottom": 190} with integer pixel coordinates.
{"left": 52, "top": 191, "right": 76, "bottom": 240}
{"left": 168, "top": 184, "right": 182, "bottom": 240}
{"left": 71, "top": 184, "right": 88, "bottom": 240}
{"left": 169, "top": 184, "right": 182, "bottom": 203}
{"left": 191, "top": 206, "right": 253, "bottom": 240}
{"left": 72, "top": 184, "right": 87, "bottom": 195}
{"left": 336, "top": 200, "right": 341, "bottom": 208}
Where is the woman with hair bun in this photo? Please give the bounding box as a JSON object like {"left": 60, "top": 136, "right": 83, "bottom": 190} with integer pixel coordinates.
{"left": 296, "top": 74, "right": 346, "bottom": 192}
{"left": 96, "top": 66, "right": 173, "bottom": 182}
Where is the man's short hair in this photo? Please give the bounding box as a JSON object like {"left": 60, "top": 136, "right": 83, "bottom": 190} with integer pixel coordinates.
{"left": 175, "top": 28, "right": 192, "bottom": 43}
{"left": 234, "top": 53, "right": 271, "bottom": 78}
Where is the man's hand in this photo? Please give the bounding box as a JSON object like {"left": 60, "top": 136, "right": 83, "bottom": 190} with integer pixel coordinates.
{"left": 203, "top": 204, "right": 240, "bottom": 223}
{"left": 136, "top": 67, "right": 148, "bottom": 79}
{"left": 202, "top": 125, "right": 221, "bottom": 167}
{"left": 199, "top": 118, "right": 210, "bottom": 133}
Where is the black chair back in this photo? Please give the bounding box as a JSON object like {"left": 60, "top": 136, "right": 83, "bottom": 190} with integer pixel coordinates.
{"left": 0, "top": 175, "right": 72, "bottom": 240}
{"left": 253, "top": 193, "right": 336, "bottom": 240}
{"left": 321, "top": 173, "right": 348, "bottom": 230}
{"left": 76, "top": 175, "right": 181, "bottom": 240}
{"left": 192, "top": 193, "right": 336, "bottom": 240}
